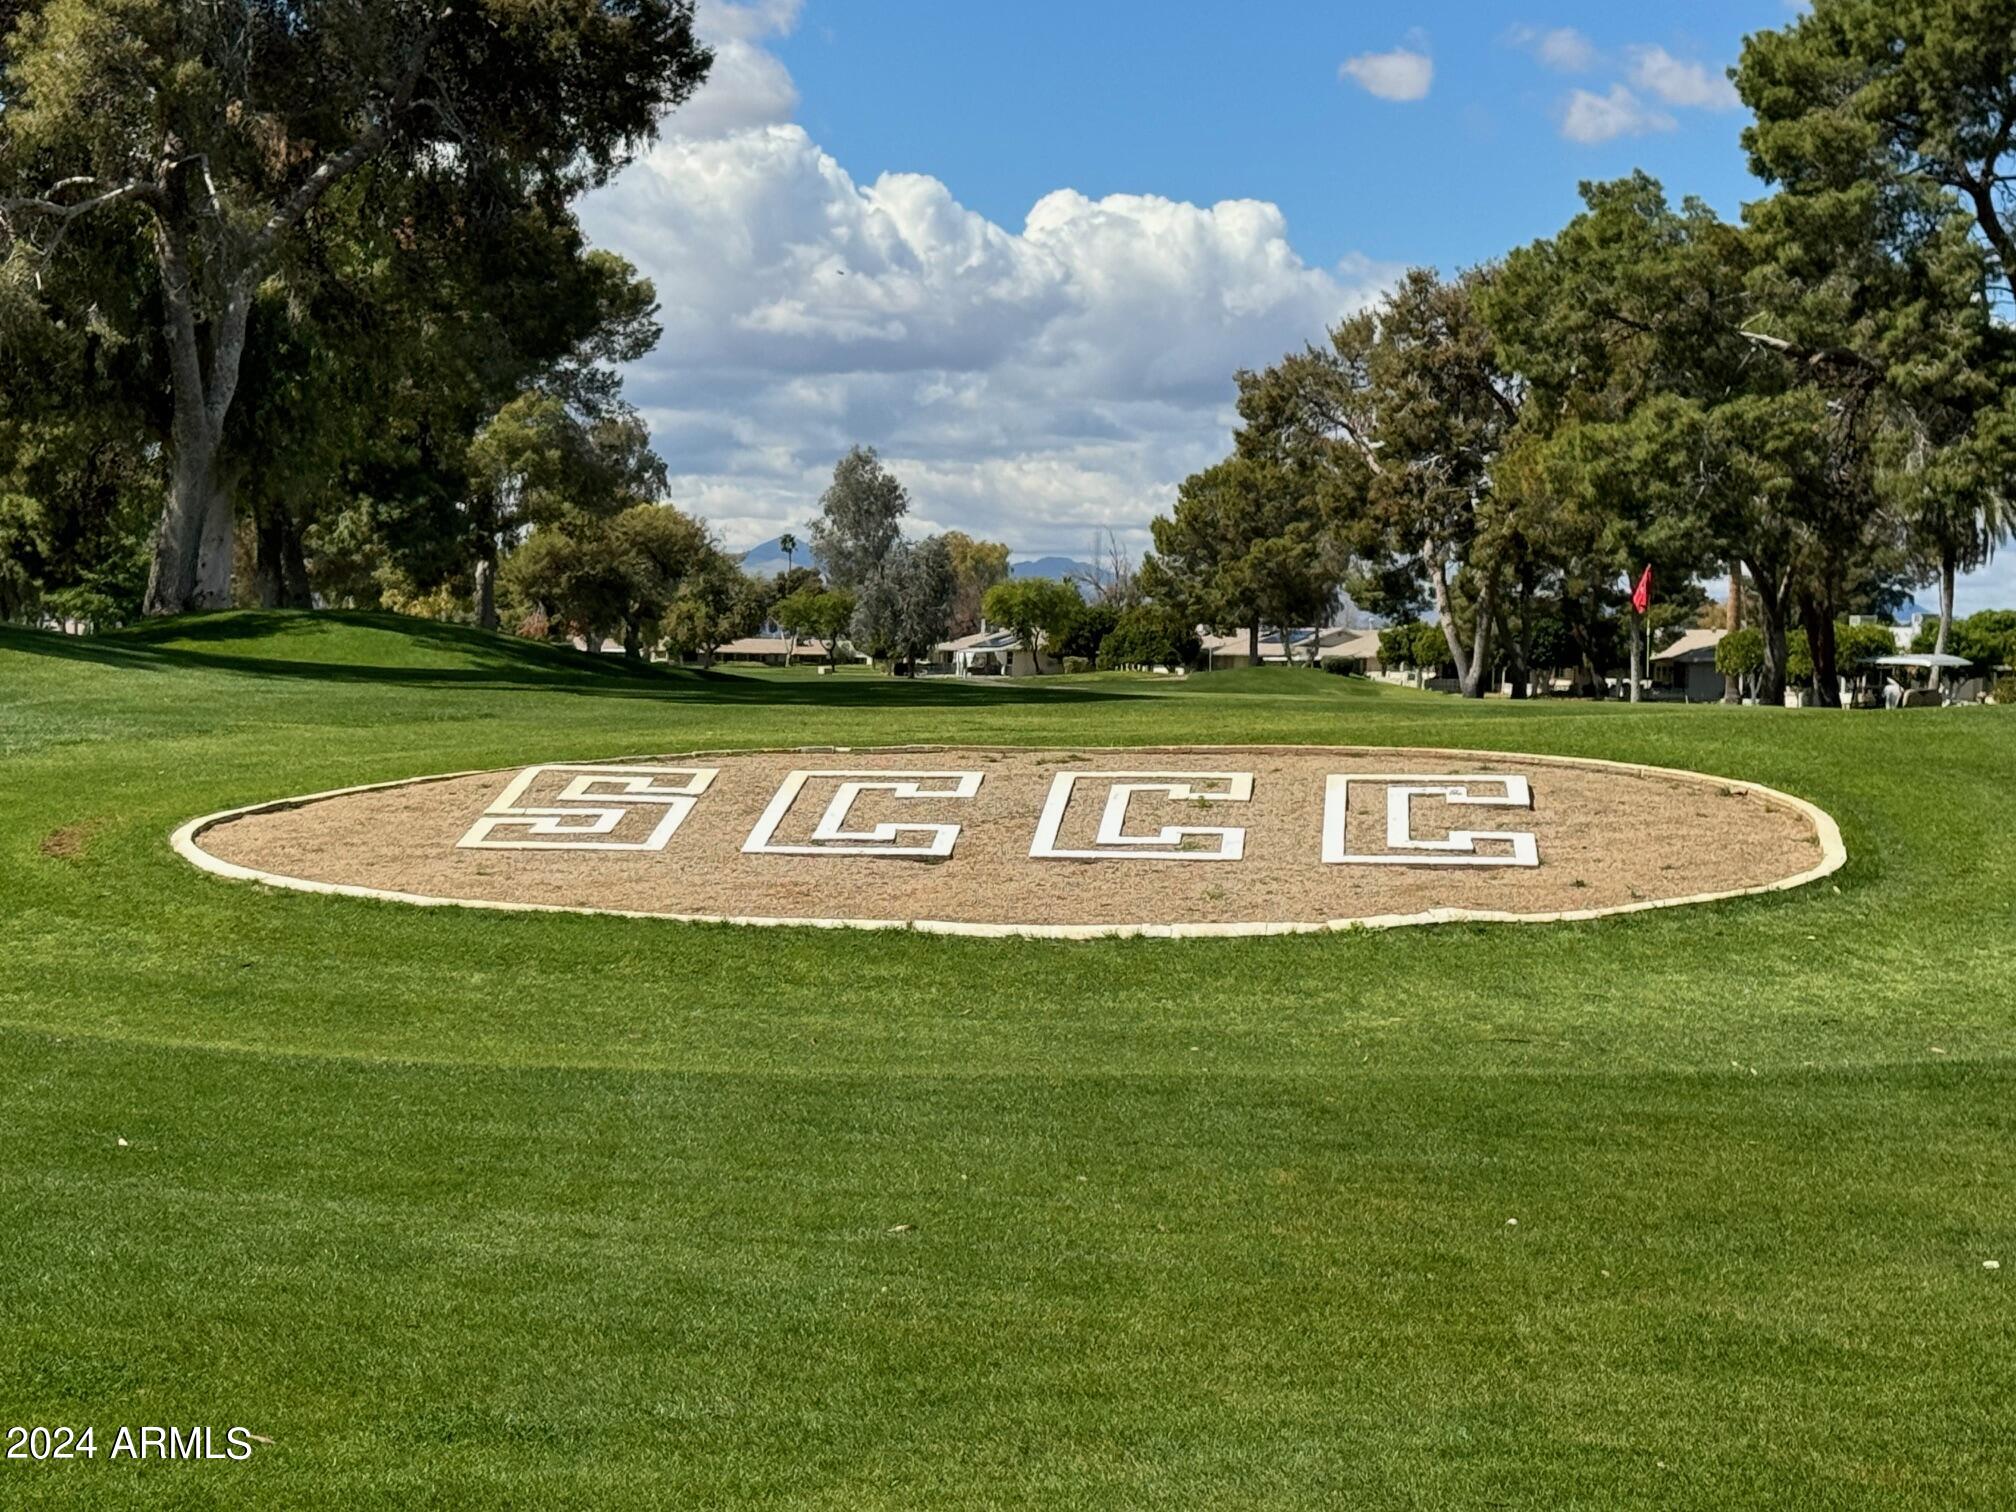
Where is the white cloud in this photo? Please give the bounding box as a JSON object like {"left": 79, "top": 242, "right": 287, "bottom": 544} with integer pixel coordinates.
{"left": 706, "top": 0, "right": 802, "bottom": 42}
{"left": 669, "top": 1, "right": 804, "bottom": 139}
{"left": 1507, "top": 25, "right": 1596, "bottom": 73}
{"left": 1559, "top": 84, "right": 1677, "bottom": 144}
{"left": 1627, "top": 45, "right": 1740, "bottom": 110}
{"left": 1956, "top": 554, "right": 2016, "bottom": 615}
{"left": 1339, "top": 48, "right": 1435, "bottom": 103}
{"left": 582, "top": 120, "right": 1395, "bottom": 554}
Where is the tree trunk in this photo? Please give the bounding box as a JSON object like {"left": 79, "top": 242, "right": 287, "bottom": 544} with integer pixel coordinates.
{"left": 1804, "top": 597, "right": 1842, "bottom": 710}
{"left": 144, "top": 438, "right": 236, "bottom": 615}
{"left": 1457, "top": 571, "right": 1497, "bottom": 699}
{"left": 1627, "top": 610, "right": 1644, "bottom": 703}
{"left": 623, "top": 620, "right": 641, "bottom": 661}
{"left": 1567, "top": 621, "right": 1606, "bottom": 699}
{"left": 1499, "top": 592, "right": 1531, "bottom": 699}
{"left": 1247, "top": 623, "right": 1260, "bottom": 663}
{"left": 1722, "top": 564, "right": 1743, "bottom": 703}
{"left": 1933, "top": 545, "right": 1957, "bottom": 695}
{"left": 253, "top": 509, "right": 286, "bottom": 610}
{"left": 144, "top": 234, "right": 253, "bottom": 616}
{"left": 474, "top": 543, "right": 498, "bottom": 632}
{"left": 253, "top": 504, "right": 313, "bottom": 609}
{"left": 1746, "top": 558, "right": 1792, "bottom": 708}
{"left": 1426, "top": 545, "right": 1473, "bottom": 691}
{"left": 280, "top": 509, "right": 312, "bottom": 608}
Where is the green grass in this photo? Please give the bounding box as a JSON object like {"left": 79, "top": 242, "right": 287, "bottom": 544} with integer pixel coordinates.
{"left": 1, "top": 610, "right": 2011, "bottom": 1509}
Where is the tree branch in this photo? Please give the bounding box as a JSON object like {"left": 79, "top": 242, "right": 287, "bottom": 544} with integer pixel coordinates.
{"left": 239, "top": 13, "right": 449, "bottom": 279}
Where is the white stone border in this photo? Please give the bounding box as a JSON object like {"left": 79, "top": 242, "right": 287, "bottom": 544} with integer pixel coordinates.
{"left": 168, "top": 744, "right": 1848, "bottom": 941}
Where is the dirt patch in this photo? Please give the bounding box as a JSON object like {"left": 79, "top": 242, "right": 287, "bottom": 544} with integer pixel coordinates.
{"left": 40, "top": 821, "right": 102, "bottom": 860}
{"left": 185, "top": 746, "right": 1838, "bottom": 934}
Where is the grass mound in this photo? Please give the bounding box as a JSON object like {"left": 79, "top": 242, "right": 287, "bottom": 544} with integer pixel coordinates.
{"left": 99, "top": 608, "right": 672, "bottom": 681}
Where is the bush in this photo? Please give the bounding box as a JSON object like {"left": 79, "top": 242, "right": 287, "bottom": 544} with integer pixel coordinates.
{"left": 1320, "top": 655, "right": 1357, "bottom": 676}
{"left": 1836, "top": 622, "right": 1899, "bottom": 671}
{"left": 1050, "top": 603, "right": 1119, "bottom": 661}
{"left": 1912, "top": 609, "right": 2016, "bottom": 669}
{"left": 1714, "top": 626, "right": 1764, "bottom": 678}
{"left": 1097, "top": 606, "right": 1200, "bottom": 671}
{"left": 1062, "top": 655, "right": 1091, "bottom": 675}
{"left": 1996, "top": 673, "right": 2016, "bottom": 705}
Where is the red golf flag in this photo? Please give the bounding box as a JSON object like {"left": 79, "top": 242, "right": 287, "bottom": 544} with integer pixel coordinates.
{"left": 1631, "top": 564, "right": 1653, "bottom": 615}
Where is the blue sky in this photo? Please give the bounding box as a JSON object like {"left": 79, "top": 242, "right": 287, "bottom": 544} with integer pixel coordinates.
{"left": 581, "top": 0, "right": 2010, "bottom": 612}
{"left": 776, "top": 1, "right": 1778, "bottom": 272}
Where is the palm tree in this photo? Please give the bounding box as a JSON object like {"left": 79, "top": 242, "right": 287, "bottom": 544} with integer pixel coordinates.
{"left": 778, "top": 533, "right": 799, "bottom": 664}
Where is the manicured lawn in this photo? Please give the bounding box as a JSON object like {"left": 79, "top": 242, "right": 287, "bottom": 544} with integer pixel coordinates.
{"left": 2, "top": 611, "right": 2011, "bottom": 1508}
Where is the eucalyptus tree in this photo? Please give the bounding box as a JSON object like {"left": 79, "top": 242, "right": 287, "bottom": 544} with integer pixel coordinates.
{"left": 0, "top": 0, "right": 709, "bottom": 614}
{"left": 466, "top": 391, "right": 665, "bottom": 630}
{"left": 1236, "top": 269, "right": 1520, "bottom": 697}
{"left": 852, "top": 535, "right": 955, "bottom": 675}
{"left": 811, "top": 446, "right": 909, "bottom": 591}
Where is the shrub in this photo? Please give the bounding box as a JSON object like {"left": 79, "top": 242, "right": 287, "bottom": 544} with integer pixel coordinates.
{"left": 1378, "top": 621, "right": 1447, "bottom": 671}
{"left": 1836, "top": 622, "right": 1899, "bottom": 670}
{"left": 982, "top": 577, "right": 1082, "bottom": 665}
{"left": 1913, "top": 609, "right": 2016, "bottom": 668}
{"left": 1715, "top": 626, "right": 1764, "bottom": 679}
{"left": 1062, "top": 655, "right": 1091, "bottom": 675}
{"left": 1320, "top": 655, "right": 1357, "bottom": 676}
{"left": 1051, "top": 603, "right": 1119, "bottom": 661}
{"left": 1097, "top": 606, "right": 1200, "bottom": 671}
{"left": 1996, "top": 673, "right": 2016, "bottom": 705}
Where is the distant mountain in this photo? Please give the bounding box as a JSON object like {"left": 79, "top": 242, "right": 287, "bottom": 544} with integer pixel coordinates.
{"left": 1011, "top": 556, "right": 1096, "bottom": 584}
{"left": 737, "top": 538, "right": 1103, "bottom": 590}
{"left": 736, "top": 535, "right": 808, "bottom": 576}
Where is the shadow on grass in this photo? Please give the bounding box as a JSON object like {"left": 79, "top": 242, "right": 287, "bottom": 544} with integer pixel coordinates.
{"left": 0, "top": 613, "right": 1137, "bottom": 709}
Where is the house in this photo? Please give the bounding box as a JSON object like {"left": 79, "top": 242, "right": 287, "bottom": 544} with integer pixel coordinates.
{"left": 710, "top": 635, "right": 843, "bottom": 667}
{"left": 932, "top": 627, "right": 1052, "bottom": 676}
{"left": 1650, "top": 627, "right": 1728, "bottom": 702}
{"left": 1320, "top": 628, "right": 1387, "bottom": 674}
{"left": 1199, "top": 626, "right": 1383, "bottom": 671}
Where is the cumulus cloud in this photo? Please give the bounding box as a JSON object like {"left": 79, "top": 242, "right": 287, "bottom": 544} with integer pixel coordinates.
{"left": 1560, "top": 84, "right": 1677, "bottom": 144}
{"left": 668, "top": 0, "right": 804, "bottom": 139}
{"left": 1507, "top": 25, "right": 1596, "bottom": 73}
{"left": 1339, "top": 48, "right": 1435, "bottom": 103}
{"left": 1627, "top": 45, "right": 1741, "bottom": 110}
{"left": 581, "top": 119, "right": 1393, "bottom": 552}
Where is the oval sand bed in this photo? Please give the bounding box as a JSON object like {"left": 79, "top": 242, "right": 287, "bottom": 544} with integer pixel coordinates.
{"left": 176, "top": 746, "right": 1844, "bottom": 938}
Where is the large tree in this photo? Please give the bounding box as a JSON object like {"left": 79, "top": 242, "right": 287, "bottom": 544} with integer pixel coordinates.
{"left": 1739, "top": 0, "right": 2016, "bottom": 300}
{"left": 465, "top": 383, "right": 665, "bottom": 630}
{"left": 852, "top": 535, "right": 954, "bottom": 675}
{"left": 0, "top": 0, "right": 709, "bottom": 614}
{"left": 1740, "top": 13, "right": 2016, "bottom": 685}
{"left": 980, "top": 576, "right": 1080, "bottom": 672}
{"left": 1233, "top": 270, "right": 1520, "bottom": 696}
{"left": 811, "top": 446, "right": 909, "bottom": 591}
{"left": 942, "top": 529, "right": 1010, "bottom": 637}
